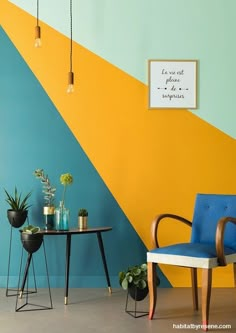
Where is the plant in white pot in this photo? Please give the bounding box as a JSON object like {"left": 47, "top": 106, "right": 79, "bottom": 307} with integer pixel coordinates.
{"left": 5, "top": 187, "right": 32, "bottom": 228}
{"left": 33, "top": 169, "right": 56, "bottom": 230}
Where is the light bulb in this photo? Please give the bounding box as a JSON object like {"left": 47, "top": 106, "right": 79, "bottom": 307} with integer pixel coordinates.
{"left": 67, "top": 71, "right": 74, "bottom": 93}
{"left": 35, "top": 25, "right": 42, "bottom": 48}
{"left": 34, "top": 38, "right": 42, "bottom": 48}
{"left": 67, "top": 84, "right": 74, "bottom": 94}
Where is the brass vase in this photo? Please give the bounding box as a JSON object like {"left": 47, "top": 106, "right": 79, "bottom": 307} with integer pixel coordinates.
{"left": 43, "top": 206, "right": 55, "bottom": 230}
{"left": 78, "top": 216, "right": 88, "bottom": 230}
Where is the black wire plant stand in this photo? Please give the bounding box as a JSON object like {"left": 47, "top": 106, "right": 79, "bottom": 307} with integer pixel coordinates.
{"left": 6, "top": 219, "right": 37, "bottom": 297}
{"left": 15, "top": 237, "right": 53, "bottom": 312}
{"left": 125, "top": 286, "right": 149, "bottom": 318}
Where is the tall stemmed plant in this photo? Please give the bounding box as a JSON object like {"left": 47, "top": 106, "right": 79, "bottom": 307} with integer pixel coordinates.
{"left": 33, "top": 169, "right": 56, "bottom": 206}
{"left": 60, "top": 173, "right": 73, "bottom": 207}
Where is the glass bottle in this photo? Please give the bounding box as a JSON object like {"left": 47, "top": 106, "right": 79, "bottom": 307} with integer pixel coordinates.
{"left": 55, "top": 201, "right": 69, "bottom": 231}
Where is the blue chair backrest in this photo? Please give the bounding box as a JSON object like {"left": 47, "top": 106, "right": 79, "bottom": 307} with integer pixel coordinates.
{"left": 191, "top": 194, "right": 236, "bottom": 251}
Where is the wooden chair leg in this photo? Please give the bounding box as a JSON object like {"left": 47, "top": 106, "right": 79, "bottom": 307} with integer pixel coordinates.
{"left": 234, "top": 263, "right": 236, "bottom": 287}
{"left": 191, "top": 267, "right": 198, "bottom": 310}
{"left": 201, "top": 268, "right": 212, "bottom": 332}
{"left": 147, "top": 262, "right": 157, "bottom": 319}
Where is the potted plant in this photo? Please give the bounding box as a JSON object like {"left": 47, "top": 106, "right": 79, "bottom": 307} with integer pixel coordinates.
{"left": 78, "top": 208, "right": 88, "bottom": 230}
{"left": 119, "top": 263, "right": 160, "bottom": 301}
{"left": 119, "top": 263, "right": 149, "bottom": 301}
{"left": 5, "top": 187, "right": 32, "bottom": 228}
{"left": 33, "top": 169, "right": 56, "bottom": 230}
{"left": 21, "top": 224, "right": 43, "bottom": 254}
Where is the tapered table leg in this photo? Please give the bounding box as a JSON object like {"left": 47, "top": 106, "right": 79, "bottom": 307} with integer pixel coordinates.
{"left": 97, "top": 232, "right": 112, "bottom": 293}
{"left": 64, "top": 234, "right": 71, "bottom": 305}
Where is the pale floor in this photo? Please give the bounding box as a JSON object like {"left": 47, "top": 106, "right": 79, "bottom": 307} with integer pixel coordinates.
{"left": 0, "top": 288, "right": 235, "bottom": 333}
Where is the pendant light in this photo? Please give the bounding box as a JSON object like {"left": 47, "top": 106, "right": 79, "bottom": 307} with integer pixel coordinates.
{"left": 35, "top": 0, "right": 42, "bottom": 48}
{"left": 67, "top": 0, "right": 74, "bottom": 93}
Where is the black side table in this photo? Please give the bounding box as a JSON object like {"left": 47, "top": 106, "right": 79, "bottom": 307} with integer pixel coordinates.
{"left": 41, "top": 226, "right": 112, "bottom": 304}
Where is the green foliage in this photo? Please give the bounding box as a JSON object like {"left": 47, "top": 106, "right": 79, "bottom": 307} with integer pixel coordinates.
{"left": 119, "top": 263, "right": 148, "bottom": 290}
{"left": 78, "top": 208, "right": 88, "bottom": 216}
{"left": 34, "top": 169, "right": 56, "bottom": 206}
{"left": 22, "top": 224, "right": 40, "bottom": 234}
{"left": 5, "top": 187, "right": 32, "bottom": 211}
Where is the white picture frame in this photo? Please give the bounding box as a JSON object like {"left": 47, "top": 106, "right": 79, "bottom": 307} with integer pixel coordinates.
{"left": 148, "top": 59, "right": 198, "bottom": 109}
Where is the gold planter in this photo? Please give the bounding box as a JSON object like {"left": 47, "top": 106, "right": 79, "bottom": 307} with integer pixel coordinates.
{"left": 78, "top": 216, "right": 88, "bottom": 230}
{"left": 43, "top": 206, "right": 55, "bottom": 230}
{"left": 43, "top": 206, "right": 55, "bottom": 215}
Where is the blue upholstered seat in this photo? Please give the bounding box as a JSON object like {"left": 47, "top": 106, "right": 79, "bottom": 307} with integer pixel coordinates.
{"left": 148, "top": 243, "right": 236, "bottom": 268}
{"left": 147, "top": 194, "right": 236, "bottom": 331}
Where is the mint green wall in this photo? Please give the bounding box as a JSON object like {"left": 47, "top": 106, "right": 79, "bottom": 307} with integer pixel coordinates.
{"left": 10, "top": 0, "right": 236, "bottom": 138}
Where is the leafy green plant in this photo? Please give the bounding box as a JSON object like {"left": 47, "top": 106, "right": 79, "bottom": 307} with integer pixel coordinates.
{"left": 22, "top": 224, "right": 40, "bottom": 234}
{"left": 119, "top": 263, "right": 148, "bottom": 290}
{"left": 4, "top": 187, "right": 32, "bottom": 211}
{"left": 33, "top": 169, "right": 56, "bottom": 206}
{"left": 78, "top": 208, "right": 88, "bottom": 217}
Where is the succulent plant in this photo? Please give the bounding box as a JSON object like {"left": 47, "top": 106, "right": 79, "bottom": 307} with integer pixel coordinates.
{"left": 4, "top": 187, "right": 32, "bottom": 211}
{"left": 78, "top": 208, "right": 88, "bottom": 217}
{"left": 22, "top": 224, "right": 40, "bottom": 234}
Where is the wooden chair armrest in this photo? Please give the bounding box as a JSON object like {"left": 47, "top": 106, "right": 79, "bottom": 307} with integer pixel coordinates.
{"left": 216, "top": 216, "right": 236, "bottom": 266}
{"left": 151, "top": 213, "right": 192, "bottom": 248}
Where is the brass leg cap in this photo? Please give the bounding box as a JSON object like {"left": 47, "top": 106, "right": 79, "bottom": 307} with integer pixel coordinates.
{"left": 64, "top": 296, "right": 68, "bottom": 305}
{"left": 108, "top": 286, "right": 112, "bottom": 294}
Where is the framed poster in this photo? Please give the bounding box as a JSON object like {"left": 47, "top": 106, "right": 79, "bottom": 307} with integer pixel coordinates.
{"left": 148, "top": 59, "right": 198, "bottom": 109}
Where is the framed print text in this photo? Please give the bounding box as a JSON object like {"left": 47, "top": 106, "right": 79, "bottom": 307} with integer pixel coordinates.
{"left": 148, "top": 60, "right": 198, "bottom": 109}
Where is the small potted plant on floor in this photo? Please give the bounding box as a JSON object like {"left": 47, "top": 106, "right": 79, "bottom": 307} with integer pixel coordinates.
{"left": 5, "top": 187, "right": 32, "bottom": 228}
{"left": 119, "top": 263, "right": 149, "bottom": 301}
{"left": 78, "top": 208, "right": 88, "bottom": 230}
{"left": 21, "top": 224, "right": 43, "bottom": 254}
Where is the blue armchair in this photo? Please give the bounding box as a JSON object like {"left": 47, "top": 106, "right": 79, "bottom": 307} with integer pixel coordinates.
{"left": 147, "top": 194, "right": 236, "bottom": 331}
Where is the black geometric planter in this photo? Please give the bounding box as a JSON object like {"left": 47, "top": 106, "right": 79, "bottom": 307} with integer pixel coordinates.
{"left": 125, "top": 286, "right": 149, "bottom": 318}
{"left": 21, "top": 233, "right": 43, "bottom": 254}
{"left": 7, "top": 210, "right": 28, "bottom": 228}
{"left": 16, "top": 232, "right": 53, "bottom": 312}
{"left": 128, "top": 286, "right": 149, "bottom": 301}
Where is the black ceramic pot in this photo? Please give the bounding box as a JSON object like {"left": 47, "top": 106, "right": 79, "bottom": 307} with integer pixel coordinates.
{"left": 21, "top": 232, "right": 43, "bottom": 254}
{"left": 128, "top": 286, "right": 149, "bottom": 301}
{"left": 7, "top": 210, "right": 28, "bottom": 228}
